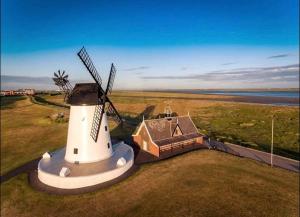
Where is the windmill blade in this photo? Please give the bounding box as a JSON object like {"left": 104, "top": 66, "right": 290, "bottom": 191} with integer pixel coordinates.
{"left": 107, "top": 102, "right": 122, "bottom": 124}
{"left": 105, "top": 63, "right": 116, "bottom": 95}
{"left": 90, "top": 102, "right": 105, "bottom": 142}
{"left": 77, "top": 47, "right": 103, "bottom": 88}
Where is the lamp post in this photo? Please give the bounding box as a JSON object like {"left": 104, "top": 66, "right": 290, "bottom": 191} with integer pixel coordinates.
{"left": 271, "top": 116, "right": 274, "bottom": 167}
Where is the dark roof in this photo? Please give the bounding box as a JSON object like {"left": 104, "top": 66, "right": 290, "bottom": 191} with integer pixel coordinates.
{"left": 155, "top": 133, "right": 201, "bottom": 146}
{"left": 144, "top": 116, "right": 201, "bottom": 146}
{"left": 67, "top": 83, "right": 102, "bottom": 105}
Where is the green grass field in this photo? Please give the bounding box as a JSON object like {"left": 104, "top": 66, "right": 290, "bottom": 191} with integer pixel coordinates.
{"left": 0, "top": 96, "right": 69, "bottom": 175}
{"left": 1, "top": 94, "right": 299, "bottom": 217}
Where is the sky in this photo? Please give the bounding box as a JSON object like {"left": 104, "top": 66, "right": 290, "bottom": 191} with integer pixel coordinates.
{"left": 1, "top": 0, "right": 299, "bottom": 90}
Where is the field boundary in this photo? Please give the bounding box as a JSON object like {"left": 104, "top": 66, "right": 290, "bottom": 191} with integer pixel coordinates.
{"left": 210, "top": 140, "right": 299, "bottom": 172}
{"left": 224, "top": 142, "right": 300, "bottom": 163}
{"left": 30, "top": 95, "right": 70, "bottom": 109}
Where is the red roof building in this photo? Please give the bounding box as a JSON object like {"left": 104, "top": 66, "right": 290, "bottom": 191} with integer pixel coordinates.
{"left": 132, "top": 115, "right": 205, "bottom": 157}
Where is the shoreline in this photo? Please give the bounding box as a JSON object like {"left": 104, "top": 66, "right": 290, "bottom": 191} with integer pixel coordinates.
{"left": 114, "top": 91, "right": 299, "bottom": 106}
{"left": 204, "top": 94, "right": 299, "bottom": 106}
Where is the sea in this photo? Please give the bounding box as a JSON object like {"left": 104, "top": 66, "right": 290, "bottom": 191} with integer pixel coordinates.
{"left": 158, "top": 90, "right": 299, "bottom": 106}
{"left": 171, "top": 90, "right": 299, "bottom": 98}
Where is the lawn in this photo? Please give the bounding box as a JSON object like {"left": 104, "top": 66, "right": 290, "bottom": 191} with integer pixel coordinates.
{"left": 1, "top": 150, "right": 299, "bottom": 217}
{"left": 0, "top": 96, "right": 69, "bottom": 175}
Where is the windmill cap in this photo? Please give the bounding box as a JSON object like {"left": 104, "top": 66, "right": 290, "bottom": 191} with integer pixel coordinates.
{"left": 67, "top": 83, "right": 103, "bottom": 105}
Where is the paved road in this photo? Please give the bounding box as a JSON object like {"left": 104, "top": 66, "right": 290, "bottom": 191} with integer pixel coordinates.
{"left": 209, "top": 140, "right": 299, "bottom": 172}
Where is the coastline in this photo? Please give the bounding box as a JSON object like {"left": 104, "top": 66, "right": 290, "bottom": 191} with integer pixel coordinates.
{"left": 203, "top": 94, "right": 299, "bottom": 106}
{"left": 115, "top": 90, "right": 299, "bottom": 106}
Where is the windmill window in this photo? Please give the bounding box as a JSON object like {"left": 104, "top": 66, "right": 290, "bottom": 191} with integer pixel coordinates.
{"left": 74, "top": 148, "right": 78, "bottom": 154}
{"left": 105, "top": 126, "right": 108, "bottom": 131}
{"left": 107, "top": 142, "right": 110, "bottom": 149}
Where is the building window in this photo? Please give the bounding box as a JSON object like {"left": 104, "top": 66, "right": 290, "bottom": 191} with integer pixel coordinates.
{"left": 105, "top": 126, "right": 108, "bottom": 131}
{"left": 74, "top": 148, "right": 78, "bottom": 154}
{"left": 107, "top": 142, "right": 110, "bottom": 149}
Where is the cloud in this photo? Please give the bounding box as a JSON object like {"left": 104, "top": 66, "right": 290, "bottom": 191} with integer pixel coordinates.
{"left": 122, "top": 66, "right": 150, "bottom": 71}
{"left": 141, "top": 64, "right": 299, "bottom": 84}
{"left": 134, "top": 72, "right": 144, "bottom": 75}
{"left": 268, "top": 54, "right": 290, "bottom": 59}
{"left": 2, "top": 75, "right": 52, "bottom": 84}
{"left": 1, "top": 75, "right": 88, "bottom": 90}
{"left": 221, "top": 62, "right": 237, "bottom": 66}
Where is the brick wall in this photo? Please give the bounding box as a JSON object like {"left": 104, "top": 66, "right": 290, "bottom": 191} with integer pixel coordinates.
{"left": 132, "top": 125, "right": 159, "bottom": 157}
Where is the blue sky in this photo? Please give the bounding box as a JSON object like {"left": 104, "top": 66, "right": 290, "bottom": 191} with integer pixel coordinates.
{"left": 1, "top": 0, "right": 299, "bottom": 89}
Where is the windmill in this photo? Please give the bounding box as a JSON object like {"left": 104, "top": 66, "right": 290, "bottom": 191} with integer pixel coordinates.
{"left": 52, "top": 70, "right": 73, "bottom": 101}
{"left": 37, "top": 47, "right": 134, "bottom": 190}
{"left": 77, "top": 47, "right": 122, "bottom": 142}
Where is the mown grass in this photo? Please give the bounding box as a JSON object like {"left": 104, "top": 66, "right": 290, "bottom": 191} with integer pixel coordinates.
{"left": 1, "top": 150, "right": 299, "bottom": 217}
{"left": 0, "top": 96, "right": 69, "bottom": 175}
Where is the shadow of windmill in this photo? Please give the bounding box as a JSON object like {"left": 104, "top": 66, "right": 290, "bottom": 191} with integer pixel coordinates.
{"left": 110, "top": 105, "right": 156, "bottom": 152}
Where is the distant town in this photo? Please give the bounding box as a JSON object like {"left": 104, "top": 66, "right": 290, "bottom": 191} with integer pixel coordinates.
{"left": 1, "top": 89, "right": 36, "bottom": 96}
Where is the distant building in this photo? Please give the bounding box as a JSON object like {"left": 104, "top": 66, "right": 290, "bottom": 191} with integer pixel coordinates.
{"left": 0, "top": 90, "right": 15, "bottom": 96}
{"left": 24, "top": 89, "right": 35, "bottom": 95}
{"left": 0, "top": 89, "right": 35, "bottom": 96}
{"left": 132, "top": 115, "right": 205, "bottom": 157}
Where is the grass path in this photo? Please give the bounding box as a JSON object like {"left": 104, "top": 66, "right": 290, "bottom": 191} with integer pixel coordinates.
{"left": 31, "top": 95, "right": 69, "bottom": 108}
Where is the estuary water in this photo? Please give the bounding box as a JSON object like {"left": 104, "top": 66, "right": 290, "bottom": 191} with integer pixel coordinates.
{"left": 169, "top": 90, "right": 299, "bottom": 98}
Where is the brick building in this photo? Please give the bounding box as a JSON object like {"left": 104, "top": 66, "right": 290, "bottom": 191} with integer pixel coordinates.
{"left": 132, "top": 115, "right": 205, "bottom": 157}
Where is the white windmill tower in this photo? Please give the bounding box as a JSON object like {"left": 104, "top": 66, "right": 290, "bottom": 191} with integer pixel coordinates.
{"left": 37, "top": 47, "right": 134, "bottom": 189}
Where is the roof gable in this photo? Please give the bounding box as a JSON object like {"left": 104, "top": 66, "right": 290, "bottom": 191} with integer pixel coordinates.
{"left": 172, "top": 124, "right": 183, "bottom": 137}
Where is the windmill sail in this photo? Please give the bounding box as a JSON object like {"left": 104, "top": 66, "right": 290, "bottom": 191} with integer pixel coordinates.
{"left": 90, "top": 103, "right": 105, "bottom": 142}
{"left": 105, "top": 64, "right": 116, "bottom": 95}
{"left": 77, "top": 47, "right": 103, "bottom": 87}
{"left": 77, "top": 47, "right": 123, "bottom": 141}
{"left": 107, "top": 102, "right": 122, "bottom": 124}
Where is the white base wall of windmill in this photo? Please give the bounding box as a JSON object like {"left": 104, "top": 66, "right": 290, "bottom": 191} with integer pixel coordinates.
{"left": 37, "top": 141, "right": 134, "bottom": 189}
{"left": 65, "top": 106, "right": 113, "bottom": 164}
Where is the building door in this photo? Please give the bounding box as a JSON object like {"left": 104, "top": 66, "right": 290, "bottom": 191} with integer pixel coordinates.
{"left": 143, "top": 140, "right": 148, "bottom": 151}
